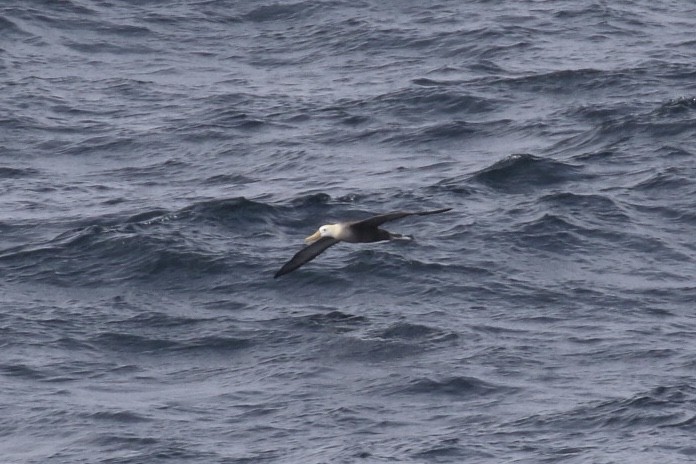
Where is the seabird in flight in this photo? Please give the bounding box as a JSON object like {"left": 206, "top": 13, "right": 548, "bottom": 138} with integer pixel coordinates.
{"left": 274, "top": 208, "right": 452, "bottom": 278}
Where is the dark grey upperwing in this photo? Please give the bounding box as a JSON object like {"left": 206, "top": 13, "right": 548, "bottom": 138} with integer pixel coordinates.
{"left": 352, "top": 208, "right": 452, "bottom": 229}
{"left": 274, "top": 237, "right": 340, "bottom": 278}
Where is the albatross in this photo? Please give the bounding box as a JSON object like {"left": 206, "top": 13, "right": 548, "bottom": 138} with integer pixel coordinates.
{"left": 274, "top": 207, "right": 452, "bottom": 278}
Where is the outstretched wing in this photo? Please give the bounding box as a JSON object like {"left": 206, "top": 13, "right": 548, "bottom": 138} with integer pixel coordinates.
{"left": 274, "top": 237, "right": 340, "bottom": 278}
{"left": 352, "top": 207, "right": 452, "bottom": 229}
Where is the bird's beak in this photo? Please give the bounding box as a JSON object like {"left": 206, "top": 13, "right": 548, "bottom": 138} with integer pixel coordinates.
{"left": 305, "top": 230, "right": 322, "bottom": 244}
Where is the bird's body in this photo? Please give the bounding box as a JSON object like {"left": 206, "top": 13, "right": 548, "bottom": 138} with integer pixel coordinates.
{"left": 274, "top": 208, "right": 451, "bottom": 278}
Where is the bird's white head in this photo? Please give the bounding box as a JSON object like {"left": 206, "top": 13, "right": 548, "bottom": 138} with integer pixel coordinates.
{"left": 305, "top": 223, "right": 341, "bottom": 244}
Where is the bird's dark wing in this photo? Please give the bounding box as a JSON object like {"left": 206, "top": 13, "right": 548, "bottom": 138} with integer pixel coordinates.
{"left": 274, "top": 237, "right": 340, "bottom": 278}
{"left": 352, "top": 208, "right": 452, "bottom": 229}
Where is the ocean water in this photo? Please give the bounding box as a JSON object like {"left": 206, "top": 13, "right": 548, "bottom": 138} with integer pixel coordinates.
{"left": 2, "top": 1, "right": 696, "bottom": 462}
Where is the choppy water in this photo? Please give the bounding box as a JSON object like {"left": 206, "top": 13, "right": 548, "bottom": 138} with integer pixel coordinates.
{"left": 2, "top": 1, "right": 696, "bottom": 462}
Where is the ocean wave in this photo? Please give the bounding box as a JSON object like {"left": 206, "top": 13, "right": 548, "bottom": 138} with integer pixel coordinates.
{"left": 321, "top": 335, "right": 424, "bottom": 361}
{"left": 372, "top": 85, "right": 496, "bottom": 115}
{"left": 491, "top": 68, "right": 634, "bottom": 93}
{"left": 289, "top": 310, "right": 369, "bottom": 333}
{"left": 656, "top": 96, "right": 696, "bottom": 115}
{"left": 507, "top": 384, "right": 696, "bottom": 433}
{"left": 510, "top": 213, "right": 587, "bottom": 253}
{"left": 86, "top": 410, "right": 151, "bottom": 424}
{"left": 472, "top": 153, "right": 587, "bottom": 192}
{"left": 1, "top": 363, "right": 45, "bottom": 381}
{"left": 90, "top": 332, "right": 251, "bottom": 355}
{"left": 0, "top": 16, "right": 31, "bottom": 38}
{"left": 539, "top": 192, "right": 630, "bottom": 222}
{"left": 242, "top": 1, "right": 324, "bottom": 23}
{"left": 0, "top": 208, "right": 230, "bottom": 286}
{"left": 376, "top": 322, "right": 457, "bottom": 343}
{"left": 630, "top": 167, "right": 692, "bottom": 191}
{"left": 628, "top": 203, "right": 696, "bottom": 226}
{"left": 181, "top": 196, "right": 281, "bottom": 224}
{"left": 0, "top": 166, "right": 40, "bottom": 178}
{"left": 398, "top": 376, "right": 512, "bottom": 397}
{"left": 554, "top": 97, "right": 696, "bottom": 158}
{"left": 383, "top": 119, "right": 510, "bottom": 146}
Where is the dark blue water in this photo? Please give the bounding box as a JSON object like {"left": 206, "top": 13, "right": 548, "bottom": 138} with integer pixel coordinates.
{"left": 2, "top": 1, "right": 696, "bottom": 462}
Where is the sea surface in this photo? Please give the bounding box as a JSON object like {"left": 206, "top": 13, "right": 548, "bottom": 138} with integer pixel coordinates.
{"left": 2, "top": 1, "right": 696, "bottom": 463}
